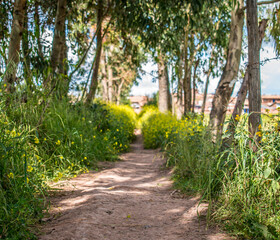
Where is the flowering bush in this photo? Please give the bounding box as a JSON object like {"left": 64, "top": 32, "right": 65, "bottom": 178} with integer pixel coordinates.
{"left": 0, "top": 100, "right": 136, "bottom": 239}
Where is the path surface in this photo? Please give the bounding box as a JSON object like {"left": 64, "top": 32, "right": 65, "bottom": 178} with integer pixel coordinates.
{"left": 39, "top": 135, "right": 233, "bottom": 240}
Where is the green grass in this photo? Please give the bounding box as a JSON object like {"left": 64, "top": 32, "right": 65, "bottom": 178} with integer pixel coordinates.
{"left": 0, "top": 98, "right": 137, "bottom": 239}
{"left": 141, "top": 109, "right": 280, "bottom": 239}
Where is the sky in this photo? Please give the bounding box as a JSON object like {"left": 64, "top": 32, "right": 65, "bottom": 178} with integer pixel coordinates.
{"left": 130, "top": 45, "right": 280, "bottom": 97}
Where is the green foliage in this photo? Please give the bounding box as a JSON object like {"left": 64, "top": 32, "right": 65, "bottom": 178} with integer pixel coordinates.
{"left": 0, "top": 98, "right": 136, "bottom": 239}
{"left": 141, "top": 112, "right": 280, "bottom": 239}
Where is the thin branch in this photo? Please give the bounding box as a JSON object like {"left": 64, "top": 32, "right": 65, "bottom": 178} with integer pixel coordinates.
{"left": 257, "top": 0, "right": 280, "bottom": 6}
{"left": 243, "top": 0, "right": 280, "bottom": 10}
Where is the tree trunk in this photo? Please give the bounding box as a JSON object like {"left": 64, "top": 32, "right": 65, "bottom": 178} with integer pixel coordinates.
{"left": 116, "top": 79, "right": 124, "bottom": 105}
{"left": 183, "top": 34, "right": 192, "bottom": 114}
{"left": 176, "top": 46, "right": 184, "bottom": 119}
{"left": 247, "top": 0, "right": 261, "bottom": 143}
{"left": 209, "top": 0, "right": 244, "bottom": 139}
{"left": 101, "top": 50, "right": 108, "bottom": 102}
{"left": 223, "top": 19, "right": 268, "bottom": 147}
{"left": 44, "top": 0, "right": 67, "bottom": 94}
{"left": 202, "top": 47, "right": 216, "bottom": 116}
{"left": 108, "top": 45, "right": 113, "bottom": 102}
{"left": 34, "top": 2, "right": 43, "bottom": 59}
{"left": 192, "top": 60, "right": 199, "bottom": 113}
{"left": 86, "top": 0, "right": 103, "bottom": 104}
{"left": 158, "top": 54, "right": 171, "bottom": 112}
{"left": 22, "top": 3, "right": 31, "bottom": 85}
{"left": 4, "top": 0, "right": 27, "bottom": 93}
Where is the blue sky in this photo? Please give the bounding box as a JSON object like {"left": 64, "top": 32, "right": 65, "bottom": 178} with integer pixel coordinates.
{"left": 131, "top": 45, "right": 280, "bottom": 97}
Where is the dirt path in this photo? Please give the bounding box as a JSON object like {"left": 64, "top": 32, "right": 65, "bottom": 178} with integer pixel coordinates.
{"left": 39, "top": 134, "right": 233, "bottom": 240}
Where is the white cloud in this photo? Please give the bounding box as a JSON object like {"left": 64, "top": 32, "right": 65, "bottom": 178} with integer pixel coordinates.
{"left": 131, "top": 45, "right": 280, "bottom": 96}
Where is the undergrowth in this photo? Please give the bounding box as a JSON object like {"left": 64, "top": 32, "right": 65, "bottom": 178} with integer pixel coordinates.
{"left": 140, "top": 107, "right": 280, "bottom": 239}
{"left": 0, "top": 95, "right": 136, "bottom": 239}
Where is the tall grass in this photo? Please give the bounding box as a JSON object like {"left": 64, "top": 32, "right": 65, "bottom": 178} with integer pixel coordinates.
{"left": 0, "top": 97, "right": 136, "bottom": 239}
{"left": 140, "top": 109, "right": 280, "bottom": 239}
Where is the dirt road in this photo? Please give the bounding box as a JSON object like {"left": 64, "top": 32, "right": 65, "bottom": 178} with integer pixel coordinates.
{"left": 39, "top": 135, "right": 232, "bottom": 240}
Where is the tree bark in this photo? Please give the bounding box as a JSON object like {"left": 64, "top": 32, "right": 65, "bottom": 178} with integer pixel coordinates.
{"left": 108, "top": 45, "right": 114, "bottom": 102}
{"left": 209, "top": 0, "right": 244, "bottom": 139}
{"left": 34, "top": 2, "right": 43, "bottom": 59}
{"left": 4, "top": 0, "right": 27, "bottom": 93}
{"left": 183, "top": 34, "right": 192, "bottom": 114}
{"left": 44, "top": 0, "right": 67, "bottom": 95}
{"left": 247, "top": 0, "right": 261, "bottom": 142}
{"left": 116, "top": 79, "right": 124, "bottom": 105}
{"left": 86, "top": 0, "right": 103, "bottom": 104}
{"left": 223, "top": 19, "right": 268, "bottom": 147}
{"left": 22, "top": 2, "right": 31, "bottom": 84}
{"left": 158, "top": 54, "right": 172, "bottom": 112}
{"left": 192, "top": 60, "right": 199, "bottom": 113}
{"left": 176, "top": 47, "right": 184, "bottom": 119}
{"left": 101, "top": 50, "right": 108, "bottom": 102}
{"left": 202, "top": 44, "right": 216, "bottom": 116}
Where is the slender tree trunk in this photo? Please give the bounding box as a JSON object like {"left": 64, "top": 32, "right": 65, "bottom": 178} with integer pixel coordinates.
{"left": 176, "top": 46, "right": 184, "bottom": 119}
{"left": 34, "top": 2, "right": 43, "bottom": 59}
{"left": 22, "top": 3, "right": 31, "bottom": 84}
{"left": 183, "top": 35, "right": 192, "bottom": 114}
{"left": 209, "top": 0, "right": 244, "bottom": 139}
{"left": 4, "top": 0, "right": 27, "bottom": 93}
{"left": 202, "top": 47, "right": 216, "bottom": 116}
{"left": 101, "top": 50, "right": 108, "bottom": 102}
{"left": 108, "top": 45, "right": 113, "bottom": 102}
{"left": 158, "top": 54, "right": 171, "bottom": 112}
{"left": 223, "top": 19, "right": 268, "bottom": 147}
{"left": 247, "top": 0, "right": 261, "bottom": 143}
{"left": 86, "top": 0, "right": 103, "bottom": 104}
{"left": 192, "top": 60, "right": 199, "bottom": 113}
{"left": 116, "top": 79, "right": 124, "bottom": 105}
{"left": 44, "top": 0, "right": 67, "bottom": 94}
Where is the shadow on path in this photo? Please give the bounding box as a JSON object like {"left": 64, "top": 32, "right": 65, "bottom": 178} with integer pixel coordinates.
{"left": 38, "top": 134, "right": 233, "bottom": 240}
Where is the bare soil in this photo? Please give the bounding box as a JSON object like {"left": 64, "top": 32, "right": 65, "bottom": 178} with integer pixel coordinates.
{"left": 38, "top": 134, "right": 233, "bottom": 240}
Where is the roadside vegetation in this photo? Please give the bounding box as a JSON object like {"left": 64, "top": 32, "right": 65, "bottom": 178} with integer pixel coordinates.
{"left": 140, "top": 106, "right": 280, "bottom": 239}
{"left": 0, "top": 97, "right": 136, "bottom": 239}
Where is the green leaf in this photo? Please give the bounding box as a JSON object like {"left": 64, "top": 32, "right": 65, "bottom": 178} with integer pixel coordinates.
{"left": 264, "top": 167, "right": 272, "bottom": 179}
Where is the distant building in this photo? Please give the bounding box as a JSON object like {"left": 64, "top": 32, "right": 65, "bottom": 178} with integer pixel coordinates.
{"left": 129, "top": 96, "right": 148, "bottom": 113}
{"left": 175, "top": 93, "right": 280, "bottom": 115}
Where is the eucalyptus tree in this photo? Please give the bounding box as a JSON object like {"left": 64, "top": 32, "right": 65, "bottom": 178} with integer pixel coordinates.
{"left": 3, "top": 0, "right": 27, "bottom": 94}
{"left": 209, "top": 0, "right": 244, "bottom": 139}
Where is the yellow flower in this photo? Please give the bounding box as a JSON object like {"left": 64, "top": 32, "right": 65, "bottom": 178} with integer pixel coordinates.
{"left": 56, "top": 140, "right": 61, "bottom": 145}
{"left": 3, "top": 84, "right": 6, "bottom": 87}
{"left": 35, "top": 155, "right": 40, "bottom": 160}
{"left": 44, "top": 138, "right": 47, "bottom": 141}
{"left": 258, "top": 124, "right": 262, "bottom": 130}
{"left": 74, "top": 175, "right": 77, "bottom": 178}
{"left": 80, "top": 134, "right": 82, "bottom": 137}
{"left": 27, "top": 166, "right": 33, "bottom": 172}
{"left": 71, "top": 141, "right": 74, "bottom": 144}
{"left": 117, "top": 129, "right": 119, "bottom": 132}
{"left": 26, "top": 177, "right": 29, "bottom": 183}
{"left": 82, "top": 117, "right": 85, "bottom": 121}
{"left": 256, "top": 131, "right": 262, "bottom": 137}
{"left": 34, "top": 137, "right": 39, "bottom": 144}
{"left": 235, "top": 114, "right": 240, "bottom": 121}
{"left": 11, "top": 130, "right": 16, "bottom": 137}
{"left": 59, "top": 156, "right": 63, "bottom": 160}
{"left": 22, "top": 154, "right": 26, "bottom": 157}
{"left": 58, "top": 172, "right": 63, "bottom": 178}
{"left": 93, "top": 136, "right": 96, "bottom": 139}
{"left": 84, "top": 157, "right": 87, "bottom": 160}
{"left": 4, "top": 121, "right": 8, "bottom": 125}
{"left": 8, "top": 172, "right": 14, "bottom": 179}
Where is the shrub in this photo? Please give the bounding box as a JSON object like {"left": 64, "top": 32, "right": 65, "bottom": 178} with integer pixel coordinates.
{"left": 0, "top": 99, "right": 136, "bottom": 239}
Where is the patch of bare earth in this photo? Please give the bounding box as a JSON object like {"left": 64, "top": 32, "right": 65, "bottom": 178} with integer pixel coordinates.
{"left": 38, "top": 134, "right": 233, "bottom": 240}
